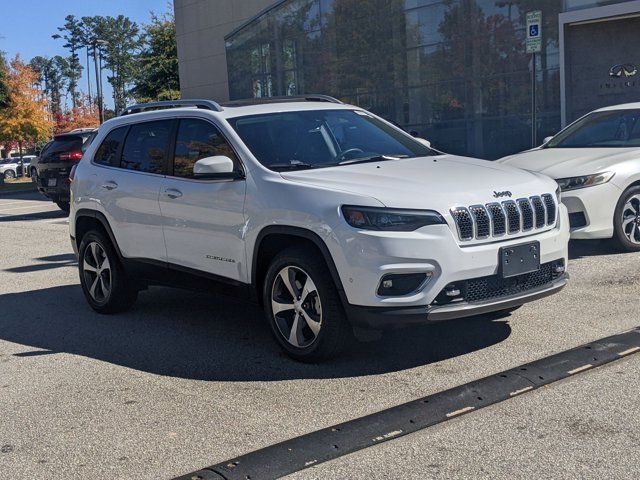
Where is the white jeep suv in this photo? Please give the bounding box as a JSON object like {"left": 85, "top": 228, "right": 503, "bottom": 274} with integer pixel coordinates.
{"left": 70, "top": 97, "right": 570, "bottom": 361}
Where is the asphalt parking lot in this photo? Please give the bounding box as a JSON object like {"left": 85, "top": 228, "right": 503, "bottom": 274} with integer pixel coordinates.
{"left": 1, "top": 191, "right": 639, "bottom": 480}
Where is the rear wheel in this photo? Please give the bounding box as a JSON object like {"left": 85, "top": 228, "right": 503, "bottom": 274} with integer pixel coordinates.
{"left": 56, "top": 201, "right": 70, "bottom": 213}
{"left": 30, "top": 168, "right": 38, "bottom": 182}
{"left": 4, "top": 170, "right": 16, "bottom": 179}
{"left": 263, "top": 246, "right": 353, "bottom": 362}
{"left": 612, "top": 186, "right": 640, "bottom": 252}
{"left": 79, "top": 230, "right": 138, "bottom": 314}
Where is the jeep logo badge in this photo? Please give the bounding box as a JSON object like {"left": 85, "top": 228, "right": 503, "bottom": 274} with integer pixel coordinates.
{"left": 493, "top": 191, "right": 512, "bottom": 198}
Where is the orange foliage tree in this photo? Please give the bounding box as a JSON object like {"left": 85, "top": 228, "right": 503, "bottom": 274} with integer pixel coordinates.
{"left": 54, "top": 94, "right": 99, "bottom": 134}
{"left": 0, "top": 56, "right": 53, "bottom": 157}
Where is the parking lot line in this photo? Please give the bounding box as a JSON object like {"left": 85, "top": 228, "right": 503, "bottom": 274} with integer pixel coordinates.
{"left": 173, "top": 327, "right": 640, "bottom": 480}
{"left": 0, "top": 204, "right": 57, "bottom": 213}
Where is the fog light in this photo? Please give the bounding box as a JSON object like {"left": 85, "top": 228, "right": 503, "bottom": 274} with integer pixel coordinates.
{"left": 445, "top": 287, "right": 461, "bottom": 297}
{"left": 377, "top": 272, "right": 431, "bottom": 296}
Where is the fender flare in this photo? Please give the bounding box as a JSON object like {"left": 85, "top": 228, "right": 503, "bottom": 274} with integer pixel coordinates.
{"left": 251, "top": 225, "right": 346, "bottom": 296}
{"left": 74, "top": 209, "right": 124, "bottom": 259}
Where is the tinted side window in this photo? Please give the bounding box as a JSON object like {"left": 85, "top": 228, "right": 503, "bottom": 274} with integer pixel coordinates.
{"left": 173, "top": 119, "right": 239, "bottom": 178}
{"left": 121, "top": 120, "right": 172, "bottom": 174}
{"left": 93, "top": 127, "right": 127, "bottom": 166}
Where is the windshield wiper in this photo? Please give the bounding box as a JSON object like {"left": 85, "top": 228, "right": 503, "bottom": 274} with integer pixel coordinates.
{"left": 269, "top": 163, "right": 318, "bottom": 172}
{"left": 338, "top": 154, "right": 405, "bottom": 166}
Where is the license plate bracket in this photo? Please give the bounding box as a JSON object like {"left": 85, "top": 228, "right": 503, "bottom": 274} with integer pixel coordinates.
{"left": 500, "top": 241, "right": 540, "bottom": 278}
{"left": 47, "top": 178, "right": 57, "bottom": 187}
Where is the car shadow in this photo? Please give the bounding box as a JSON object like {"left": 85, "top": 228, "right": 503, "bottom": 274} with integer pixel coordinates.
{"left": 0, "top": 285, "right": 512, "bottom": 381}
{"left": 0, "top": 210, "right": 68, "bottom": 222}
{"left": 568, "top": 239, "right": 625, "bottom": 259}
{"left": 4, "top": 254, "right": 77, "bottom": 273}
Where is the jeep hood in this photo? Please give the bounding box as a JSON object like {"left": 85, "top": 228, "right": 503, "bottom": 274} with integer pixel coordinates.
{"left": 281, "top": 155, "right": 557, "bottom": 210}
{"left": 498, "top": 147, "right": 639, "bottom": 178}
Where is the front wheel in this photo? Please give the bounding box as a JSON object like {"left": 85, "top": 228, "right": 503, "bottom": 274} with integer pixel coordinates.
{"left": 263, "top": 247, "right": 353, "bottom": 362}
{"left": 4, "top": 170, "right": 16, "bottom": 180}
{"left": 612, "top": 186, "right": 640, "bottom": 252}
{"left": 79, "top": 230, "right": 138, "bottom": 314}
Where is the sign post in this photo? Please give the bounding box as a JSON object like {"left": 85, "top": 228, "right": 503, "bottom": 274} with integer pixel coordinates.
{"left": 526, "top": 10, "right": 542, "bottom": 147}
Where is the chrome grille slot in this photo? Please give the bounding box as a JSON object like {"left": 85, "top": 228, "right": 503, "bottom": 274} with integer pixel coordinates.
{"left": 469, "top": 205, "right": 491, "bottom": 239}
{"left": 451, "top": 193, "right": 557, "bottom": 241}
{"left": 518, "top": 198, "right": 534, "bottom": 231}
{"left": 542, "top": 193, "right": 556, "bottom": 225}
{"left": 451, "top": 208, "right": 473, "bottom": 241}
{"left": 486, "top": 203, "right": 506, "bottom": 236}
{"left": 503, "top": 200, "right": 521, "bottom": 234}
{"left": 531, "top": 196, "right": 546, "bottom": 229}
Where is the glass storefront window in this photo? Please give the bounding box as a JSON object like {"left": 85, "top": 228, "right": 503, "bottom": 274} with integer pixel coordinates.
{"left": 225, "top": 0, "right": 565, "bottom": 159}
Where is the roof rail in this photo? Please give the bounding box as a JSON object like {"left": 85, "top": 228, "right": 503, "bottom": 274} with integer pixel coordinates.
{"left": 120, "top": 99, "right": 223, "bottom": 116}
{"left": 222, "top": 95, "right": 344, "bottom": 107}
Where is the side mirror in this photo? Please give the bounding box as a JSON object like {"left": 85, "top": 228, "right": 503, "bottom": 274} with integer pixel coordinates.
{"left": 193, "top": 156, "right": 235, "bottom": 177}
{"left": 414, "top": 137, "right": 431, "bottom": 148}
{"left": 542, "top": 136, "right": 554, "bottom": 145}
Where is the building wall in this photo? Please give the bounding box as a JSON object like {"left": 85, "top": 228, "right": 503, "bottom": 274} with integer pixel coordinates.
{"left": 174, "top": 0, "right": 275, "bottom": 101}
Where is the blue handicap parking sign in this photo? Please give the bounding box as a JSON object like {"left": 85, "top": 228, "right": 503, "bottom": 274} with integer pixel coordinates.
{"left": 529, "top": 24, "right": 539, "bottom": 37}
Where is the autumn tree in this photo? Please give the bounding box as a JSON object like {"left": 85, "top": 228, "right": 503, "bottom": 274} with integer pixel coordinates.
{"left": 54, "top": 94, "right": 99, "bottom": 134}
{"left": 131, "top": 11, "right": 180, "bottom": 102}
{"left": 0, "top": 57, "right": 54, "bottom": 158}
{"left": 0, "top": 52, "right": 8, "bottom": 108}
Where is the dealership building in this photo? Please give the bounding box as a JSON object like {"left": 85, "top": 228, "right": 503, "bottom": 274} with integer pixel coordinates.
{"left": 175, "top": 0, "right": 640, "bottom": 159}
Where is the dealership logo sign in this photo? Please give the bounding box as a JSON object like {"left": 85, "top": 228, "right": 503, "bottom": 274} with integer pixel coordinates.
{"left": 609, "top": 64, "right": 637, "bottom": 78}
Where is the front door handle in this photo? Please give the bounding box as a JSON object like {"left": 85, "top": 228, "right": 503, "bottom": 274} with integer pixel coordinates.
{"left": 164, "top": 188, "right": 183, "bottom": 199}
{"left": 101, "top": 181, "right": 118, "bottom": 191}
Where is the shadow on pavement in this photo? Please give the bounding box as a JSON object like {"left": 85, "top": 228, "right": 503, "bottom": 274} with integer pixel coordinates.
{"left": 0, "top": 285, "right": 511, "bottom": 381}
{"left": 0, "top": 210, "right": 68, "bottom": 222}
{"left": 0, "top": 189, "right": 42, "bottom": 201}
{"left": 568, "top": 239, "right": 625, "bottom": 260}
{"left": 4, "top": 253, "right": 77, "bottom": 273}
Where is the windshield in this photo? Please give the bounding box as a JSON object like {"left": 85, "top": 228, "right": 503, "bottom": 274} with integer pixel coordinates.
{"left": 228, "top": 109, "right": 435, "bottom": 171}
{"left": 547, "top": 109, "right": 640, "bottom": 148}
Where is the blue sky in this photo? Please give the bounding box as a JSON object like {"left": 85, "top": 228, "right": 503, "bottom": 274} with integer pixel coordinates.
{"left": 0, "top": 0, "right": 171, "bottom": 108}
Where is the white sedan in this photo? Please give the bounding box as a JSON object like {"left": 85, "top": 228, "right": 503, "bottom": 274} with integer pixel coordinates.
{"left": 498, "top": 103, "right": 640, "bottom": 251}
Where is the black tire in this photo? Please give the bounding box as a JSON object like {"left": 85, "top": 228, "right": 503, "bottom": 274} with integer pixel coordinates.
{"left": 4, "top": 170, "right": 16, "bottom": 179}
{"left": 612, "top": 185, "right": 640, "bottom": 252}
{"left": 56, "top": 201, "right": 70, "bottom": 213}
{"left": 263, "top": 246, "right": 353, "bottom": 362}
{"left": 78, "top": 230, "right": 138, "bottom": 314}
{"left": 30, "top": 168, "right": 38, "bottom": 182}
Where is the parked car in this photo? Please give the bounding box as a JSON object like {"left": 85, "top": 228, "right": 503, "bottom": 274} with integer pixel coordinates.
{"left": 498, "top": 103, "right": 640, "bottom": 251}
{"left": 37, "top": 129, "right": 97, "bottom": 212}
{"left": 70, "top": 97, "right": 569, "bottom": 362}
{"left": 0, "top": 156, "right": 36, "bottom": 179}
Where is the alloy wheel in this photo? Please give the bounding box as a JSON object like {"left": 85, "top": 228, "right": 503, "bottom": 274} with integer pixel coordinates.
{"left": 82, "top": 242, "right": 112, "bottom": 303}
{"left": 4, "top": 170, "right": 15, "bottom": 179}
{"left": 271, "top": 266, "right": 323, "bottom": 348}
{"left": 621, "top": 194, "right": 640, "bottom": 245}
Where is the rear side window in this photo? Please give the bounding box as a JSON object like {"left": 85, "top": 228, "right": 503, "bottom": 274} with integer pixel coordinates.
{"left": 172, "top": 119, "right": 239, "bottom": 178}
{"left": 120, "top": 120, "right": 172, "bottom": 174}
{"left": 93, "top": 127, "right": 128, "bottom": 166}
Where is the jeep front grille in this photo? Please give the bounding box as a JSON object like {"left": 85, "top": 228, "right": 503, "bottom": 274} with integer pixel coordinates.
{"left": 451, "top": 193, "right": 557, "bottom": 241}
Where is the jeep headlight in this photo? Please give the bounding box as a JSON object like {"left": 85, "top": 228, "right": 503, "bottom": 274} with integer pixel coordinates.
{"left": 341, "top": 206, "right": 445, "bottom": 231}
{"left": 556, "top": 172, "right": 614, "bottom": 192}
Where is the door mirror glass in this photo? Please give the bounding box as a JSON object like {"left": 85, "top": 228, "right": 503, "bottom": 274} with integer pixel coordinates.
{"left": 542, "top": 136, "right": 554, "bottom": 145}
{"left": 193, "top": 156, "right": 235, "bottom": 176}
{"left": 414, "top": 137, "right": 431, "bottom": 148}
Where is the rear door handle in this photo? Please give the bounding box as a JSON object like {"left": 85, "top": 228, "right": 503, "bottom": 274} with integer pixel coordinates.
{"left": 101, "top": 181, "right": 118, "bottom": 191}
{"left": 164, "top": 188, "right": 183, "bottom": 199}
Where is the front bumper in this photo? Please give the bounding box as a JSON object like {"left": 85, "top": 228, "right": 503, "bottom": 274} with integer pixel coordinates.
{"left": 561, "top": 182, "right": 621, "bottom": 240}
{"left": 347, "top": 273, "right": 568, "bottom": 329}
